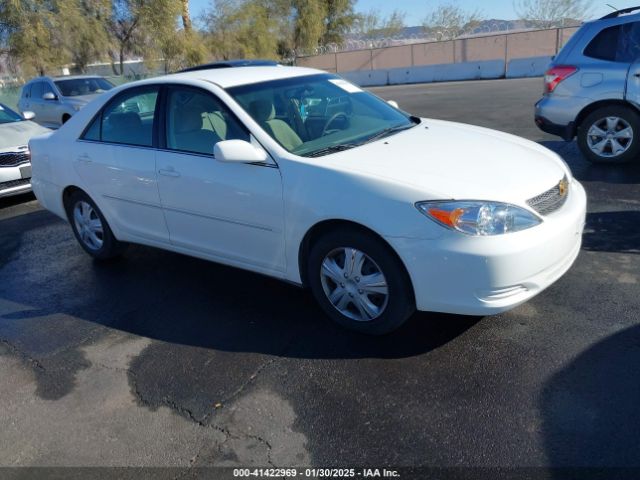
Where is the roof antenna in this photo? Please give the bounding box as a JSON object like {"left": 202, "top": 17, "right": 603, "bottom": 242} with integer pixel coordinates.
{"left": 605, "top": 3, "right": 617, "bottom": 10}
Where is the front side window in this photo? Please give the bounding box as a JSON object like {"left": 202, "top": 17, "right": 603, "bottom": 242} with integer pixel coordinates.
{"left": 165, "top": 87, "right": 249, "bottom": 156}
{"left": 227, "top": 74, "right": 416, "bottom": 157}
{"left": 31, "top": 82, "right": 44, "bottom": 100}
{"left": 42, "top": 82, "right": 55, "bottom": 97}
{"left": 54, "top": 77, "right": 114, "bottom": 97}
{"left": 82, "top": 87, "right": 159, "bottom": 147}
{"left": 584, "top": 22, "right": 640, "bottom": 62}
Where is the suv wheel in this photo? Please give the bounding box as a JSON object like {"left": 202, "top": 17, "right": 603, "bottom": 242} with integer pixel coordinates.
{"left": 307, "top": 228, "right": 415, "bottom": 335}
{"left": 578, "top": 105, "right": 640, "bottom": 163}
{"left": 65, "top": 190, "right": 126, "bottom": 260}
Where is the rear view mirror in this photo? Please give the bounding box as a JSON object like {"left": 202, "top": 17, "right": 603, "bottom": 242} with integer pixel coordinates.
{"left": 43, "top": 92, "right": 57, "bottom": 101}
{"left": 22, "top": 111, "right": 36, "bottom": 120}
{"left": 214, "top": 140, "right": 269, "bottom": 163}
{"left": 387, "top": 100, "right": 399, "bottom": 109}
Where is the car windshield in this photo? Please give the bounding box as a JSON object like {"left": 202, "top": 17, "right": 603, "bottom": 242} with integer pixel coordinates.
{"left": 0, "top": 104, "right": 24, "bottom": 124}
{"left": 227, "top": 74, "right": 417, "bottom": 157}
{"left": 54, "top": 77, "right": 114, "bottom": 97}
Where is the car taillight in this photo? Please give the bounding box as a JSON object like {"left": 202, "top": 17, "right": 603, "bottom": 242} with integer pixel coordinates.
{"left": 544, "top": 66, "right": 578, "bottom": 93}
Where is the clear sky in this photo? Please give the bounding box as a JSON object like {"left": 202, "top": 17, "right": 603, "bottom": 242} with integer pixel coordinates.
{"left": 189, "top": 0, "right": 640, "bottom": 26}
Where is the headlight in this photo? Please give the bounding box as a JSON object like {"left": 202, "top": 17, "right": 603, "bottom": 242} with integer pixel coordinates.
{"left": 416, "top": 201, "right": 542, "bottom": 236}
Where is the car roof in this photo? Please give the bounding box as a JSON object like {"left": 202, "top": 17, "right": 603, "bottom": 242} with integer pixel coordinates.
{"left": 136, "top": 66, "right": 326, "bottom": 89}
{"left": 26, "top": 75, "right": 106, "bottom": 84}
{"left": 178, "top": 59, "right": 279, "bottom": 73}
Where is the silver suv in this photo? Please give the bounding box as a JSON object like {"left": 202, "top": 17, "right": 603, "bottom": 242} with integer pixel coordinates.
{"left": 18, "top": 75, "right": 114, "bottom": 128}
{"left": 535, "top": 7, "right": 640, "bottom": 163}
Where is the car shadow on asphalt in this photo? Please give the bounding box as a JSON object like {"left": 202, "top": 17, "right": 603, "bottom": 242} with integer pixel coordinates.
{"left": 541, "top": 323, "right": 640, "bottom": 470}
{"left": 582, "top": 211, "right": 640, "bottom": 255}
{"left": 540, "top": 141, "right": 640, "bottom": 184}
{"left": 0, "top": 209, "right": 482, "bottom": 364}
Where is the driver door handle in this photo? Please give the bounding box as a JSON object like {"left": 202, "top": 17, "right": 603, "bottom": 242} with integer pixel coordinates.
{"left": 77, "top": 154, "right": 92, "bottom": 164}
{"left": 159, "top": 168, "right": 180, "bottom": 177}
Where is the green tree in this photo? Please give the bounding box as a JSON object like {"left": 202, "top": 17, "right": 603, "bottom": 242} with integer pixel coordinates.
{"left": 0, "top": 0, "right": 66, "bottom": 75}
{"left": 352, "top": 9, "right": 406, "bottom": 38}
{"left": 514, "top": 0, "right": 593, "bottom": 28}
{"left": 322, "top": 0, "right": 356, "bottom": 45}
{"left": 423, "top": 2, "right": 483, "bottom": 41}
{"left": 58, "top": 0, "right": 111, "bottom": 73}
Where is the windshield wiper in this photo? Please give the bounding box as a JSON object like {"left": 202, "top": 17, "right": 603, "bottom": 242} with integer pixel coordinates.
{"left": 305, "top": 143, "right": 358, "bottom": 158}
{"left": 361, "top": 123, "right": 416, "bottom": 145}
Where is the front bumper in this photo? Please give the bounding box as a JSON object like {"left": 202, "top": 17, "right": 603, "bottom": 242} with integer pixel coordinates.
{"left": 387, "top": 180, "right": 587, "bottom": 315}
{"left": 0, "top": 163, "right": 32, "bottom": 198}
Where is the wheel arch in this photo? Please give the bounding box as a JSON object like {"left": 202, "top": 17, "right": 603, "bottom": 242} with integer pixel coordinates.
{"left": 575, "top": 99, "right": 639, "bottom": 130}
{"left": 62, "top": 185, "right": 84, "bottom": 211}
{"left": 297, "top": 219, "right": 415, "bottom": 301}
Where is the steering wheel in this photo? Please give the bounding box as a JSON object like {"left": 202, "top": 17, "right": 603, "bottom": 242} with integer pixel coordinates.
{"left": 321, "top": 112, "right": 349, "bottom": 136}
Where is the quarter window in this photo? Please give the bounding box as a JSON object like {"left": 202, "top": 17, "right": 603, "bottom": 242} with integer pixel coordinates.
{"left": 82, "top": 87, "right": 159, "bottom": 147}
{"left": 165, "top": 87, "right": 249, "bottom": 156}
{"left": 584, "top": 22, "right": 640, "bottom": 62}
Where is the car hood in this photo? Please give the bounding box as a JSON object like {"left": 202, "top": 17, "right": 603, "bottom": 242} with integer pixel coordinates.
{"left": 64, "top": 94, "right": 100, "bottom": 105}
{"left": 323, "top": 118, "right": 570, "bottom": 203}
{"left": 0, "top": 121, "right": 51, "bottom": 152}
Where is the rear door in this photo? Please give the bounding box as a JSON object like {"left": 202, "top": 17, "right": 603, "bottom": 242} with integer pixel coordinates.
{"left": 576, "top": 22, "right": 638, "bottom": 102}
{"left": 74, "top": 85, "right": 169, "bottom": 244}
{"left": 622, "top": 22, "right": 640, "bottom": 104}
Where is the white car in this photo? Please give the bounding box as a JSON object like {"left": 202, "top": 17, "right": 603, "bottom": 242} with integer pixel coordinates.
{"left": 29, "top": 66, "right": 587, "bottom": 334}
{"left": 0, "top": 103, "right": 50, "bottom": 198}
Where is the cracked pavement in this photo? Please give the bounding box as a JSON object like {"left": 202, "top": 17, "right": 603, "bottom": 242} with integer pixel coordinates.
{"left": 1, "top": 78, "right": 640, "bottom": 470}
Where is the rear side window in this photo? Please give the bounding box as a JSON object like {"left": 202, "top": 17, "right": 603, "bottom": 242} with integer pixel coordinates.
{"left": 584, "top": 22, "right": 640, "bottom": 62}
{"left": 82, "top": 87, "right": 159, "bottom": 147}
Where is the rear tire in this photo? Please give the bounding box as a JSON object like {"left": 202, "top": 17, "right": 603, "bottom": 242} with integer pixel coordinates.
{"left": 577, "top": 105, "right": 640, "bottom": 163}
{"left": 307, "top": 228, "right": 415, "bottom": 335}
{"left": 65, "top": 190, "right": 126, "bottom": 260}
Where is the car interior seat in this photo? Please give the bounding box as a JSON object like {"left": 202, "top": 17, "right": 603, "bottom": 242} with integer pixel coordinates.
{"left": 249, "top": 99, "right": 303, "bottom": 151}
{"left": 172, "top": 105, "right": 221, "bottom": 155}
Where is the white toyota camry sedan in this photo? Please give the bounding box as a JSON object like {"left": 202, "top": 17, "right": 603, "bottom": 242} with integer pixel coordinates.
{"left": 29, "top": 66, "right": 587, "bottom": 334}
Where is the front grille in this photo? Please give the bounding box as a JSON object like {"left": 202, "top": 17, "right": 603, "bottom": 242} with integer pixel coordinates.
{"left": 0, "top": 178, "right": 31, "bottom": 190}
{"left": 0, "top": 151, "right": 30, "bottom": 168}
{"left": 527, "top": 176, "right": 569, "bottom": 216}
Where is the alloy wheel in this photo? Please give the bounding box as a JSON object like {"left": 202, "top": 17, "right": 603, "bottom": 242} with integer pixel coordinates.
{"left": 587, "top": 116, "right": 633, "bottom": 159}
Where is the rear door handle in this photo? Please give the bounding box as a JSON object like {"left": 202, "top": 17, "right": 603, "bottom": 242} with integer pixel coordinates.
{"left": 77, "top": 154, "right": 92, "bottom": 164}
{"left": 158, "top": 168, "right": 180, "bottom": 177}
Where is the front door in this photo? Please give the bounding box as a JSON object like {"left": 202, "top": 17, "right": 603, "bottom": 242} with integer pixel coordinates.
{"left": 156, "top": 85, "right": 286, "bottom": 273}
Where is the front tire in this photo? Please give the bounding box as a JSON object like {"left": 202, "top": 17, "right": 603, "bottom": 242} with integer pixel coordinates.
{"left": 65, "top": 190, "right": 125, "bottom": 260}
{"left": 307, "top": 228, "right": 415, "bottom": 335}
{"left": 577, "top": 105, "right": 640, "bottom": 163}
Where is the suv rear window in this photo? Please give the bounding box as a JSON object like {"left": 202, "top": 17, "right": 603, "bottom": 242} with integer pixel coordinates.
{"left": 584, "top": 22, "right": 640, "bottom": 62}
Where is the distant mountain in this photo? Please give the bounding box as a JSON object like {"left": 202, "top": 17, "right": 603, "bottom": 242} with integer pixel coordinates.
{"left": 348, "top": 18, "right": 582, "bottom": 41}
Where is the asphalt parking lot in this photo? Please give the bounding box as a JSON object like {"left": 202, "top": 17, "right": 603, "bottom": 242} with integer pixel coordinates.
{"left": 1, "top": 77, "right": 639, "bottom": 473}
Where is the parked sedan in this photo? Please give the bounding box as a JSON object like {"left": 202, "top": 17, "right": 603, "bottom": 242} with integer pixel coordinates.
{"left": 29, "top": 66, "right": 587, "bottom": 334}
{"left": 0, "top": 103, "right": 50, "bottom": 198}
{"left": 18, "top": 75, "right": 114, "bottom": 128}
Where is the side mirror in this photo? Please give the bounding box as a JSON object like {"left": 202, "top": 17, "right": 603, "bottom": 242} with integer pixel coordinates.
{"left": 42, "top": 92, "right": 57, "bottom": 101}
{"left": 214, "top": 140, "right": 268, "bottom": 163}
{"left": 22, "top": 111, "right": 36, "bottom": 120}
{"left": 387, "top": 100, "right": 399, "bottom": 109}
